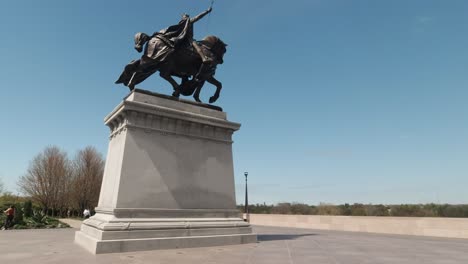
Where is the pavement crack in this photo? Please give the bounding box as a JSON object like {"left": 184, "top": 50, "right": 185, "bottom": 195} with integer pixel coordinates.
{"left": 285, "top": 240, "right": 294, "bottom": 264}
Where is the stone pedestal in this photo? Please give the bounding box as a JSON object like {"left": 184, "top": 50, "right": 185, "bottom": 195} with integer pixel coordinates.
{"left": 75, "top": 90, "right": 256, "bottom": 254}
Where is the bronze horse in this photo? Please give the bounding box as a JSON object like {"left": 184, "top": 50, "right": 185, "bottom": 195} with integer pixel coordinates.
{"left": 116, "top": 35, "right": 227, "bottom": 104}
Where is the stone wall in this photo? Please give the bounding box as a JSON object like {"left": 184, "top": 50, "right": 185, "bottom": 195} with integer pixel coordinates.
{"left": 249, "top": 214, "right": 468, "bottom": 239}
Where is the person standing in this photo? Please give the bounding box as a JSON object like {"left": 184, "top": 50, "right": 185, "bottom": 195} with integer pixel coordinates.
{"left": 83, "top": 208, "right": 90, "bottom": 219}
{"left": 3, "top": 205, "right": 15, "bottom": 229}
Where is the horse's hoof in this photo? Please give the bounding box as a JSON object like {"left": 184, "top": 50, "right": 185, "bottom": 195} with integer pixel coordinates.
{"left": 209, "top": 96, "right": 217, "bottom": 104}
{"left": 172, "top": 91, "right": 180, "bottom": 98}
{"left": 194, "top": 97, "right": 201, "bottom": 103}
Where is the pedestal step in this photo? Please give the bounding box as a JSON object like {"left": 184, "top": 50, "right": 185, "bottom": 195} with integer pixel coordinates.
{"left": 75, "top": 229, "right": 257, "bottom": 254}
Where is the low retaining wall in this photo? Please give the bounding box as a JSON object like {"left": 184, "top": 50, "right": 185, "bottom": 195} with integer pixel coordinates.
{"left": 249, "top": 214, "right": 468, "bottom": 239}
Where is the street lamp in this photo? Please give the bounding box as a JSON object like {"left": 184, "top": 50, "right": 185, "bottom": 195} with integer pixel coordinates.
{"left": 244, "top": 172, "right": 249, "bottom": 222}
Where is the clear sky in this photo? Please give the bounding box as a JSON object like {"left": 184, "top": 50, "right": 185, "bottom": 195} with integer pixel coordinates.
{"left": 1, "top": 0, "right": 467, "bottom": 205}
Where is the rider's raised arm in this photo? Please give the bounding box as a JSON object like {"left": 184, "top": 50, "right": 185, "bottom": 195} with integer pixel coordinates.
{"left": 190, "top": 7, "right": 212, "bottom": 23}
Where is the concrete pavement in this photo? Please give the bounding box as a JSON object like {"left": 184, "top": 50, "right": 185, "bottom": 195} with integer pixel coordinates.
{"left": 59, "top": 218, "right": 83, "bottom": 229}
{"left": 1, "top": 225, "right": 468, "bottom": 263}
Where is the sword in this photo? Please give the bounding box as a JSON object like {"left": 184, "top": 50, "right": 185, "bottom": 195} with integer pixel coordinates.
{"left": 206, "top": 0, "right": 215, "bottom": 31}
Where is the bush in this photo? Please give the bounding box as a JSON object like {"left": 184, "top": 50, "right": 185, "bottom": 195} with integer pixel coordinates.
{"left": 13, "top": 224, "right": 28, "bottom": 229}
{"left": 0, "top": 212, "right": 5, "bottom": 226}
{"left": 13, "top": 205, "right": 24, "bottom": 225}
{"left": 24, "top": 200, "right": 33, "bottom": 218}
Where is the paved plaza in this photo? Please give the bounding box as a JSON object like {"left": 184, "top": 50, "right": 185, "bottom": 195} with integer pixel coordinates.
{"left": 1, "top": 224, "right": 468, "bottom": 264}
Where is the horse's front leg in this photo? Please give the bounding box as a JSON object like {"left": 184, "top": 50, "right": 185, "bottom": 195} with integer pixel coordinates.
{"left": 160, "top": 72, "right": 181, "bottom": 98}
{"left": 207, "top": 76, "right": 222, "bottom": 104}
{"left": 193, "top": 81, "right": 205, "bottom": 103}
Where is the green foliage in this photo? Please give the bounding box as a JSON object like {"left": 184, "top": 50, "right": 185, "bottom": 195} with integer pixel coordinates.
{"left": 390, "top": 204, "right": 426, "bottom": 217}
{"left": 291, "top": 203, "right": 316, "bottom": 215}
{"left": 0, "top": 193, "right": 27, "bottom": 208}
{"left": 23, "top": 200, "right": 33, "bottom": 218}
{"left": 316, "top": 203, "right": 341, "bottom": 215}
{"left": 13, "top": 206, "right": 24, "bottom": 225}
{"left": 350, "top": 203, "right": 367, "bottom": 216}
{"left": 0, "top": 212, "right": 5, "bottom": 226}
{"left": 435, "top": 204, "right": 468, "bottom": 218}
{"left": 0, "top": 207, "right": 70, "bottom": 229}
{"left": 367, "top": 204, "right": 390, "bottom": 216}
{"left": 19, "top": 211, "right": 69, "bottom": 229}
{"left": 271, "top": 203, "right": 293, "bottom": 214}
{"left": 338, "top": 203, "right": 352, "bottom": 216}
{"left": 13, "top": 224, "right": 29, "bottom": 230}
{"left": 238, "top": 203, "right": 468, "bottom": 218}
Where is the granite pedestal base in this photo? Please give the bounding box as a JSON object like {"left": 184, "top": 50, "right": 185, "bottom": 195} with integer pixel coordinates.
{"left": 74, "top": 90, "right": 256, "bottom": 254}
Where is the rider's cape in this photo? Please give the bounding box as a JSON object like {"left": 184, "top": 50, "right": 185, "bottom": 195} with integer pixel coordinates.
{"left": 157, "top": 18, "right": 191, "bottom": 48}
{"left": 115, "top": 19, "right": 192, "bottom": 86}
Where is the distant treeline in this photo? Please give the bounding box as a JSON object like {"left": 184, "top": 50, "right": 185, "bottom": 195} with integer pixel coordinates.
{"left": 237, "top": 203, "right": 468, "bottom": 218}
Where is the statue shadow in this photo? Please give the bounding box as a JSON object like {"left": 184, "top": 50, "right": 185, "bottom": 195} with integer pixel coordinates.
{"left": 257, "top": 233, "right": 317, "bottom": 242}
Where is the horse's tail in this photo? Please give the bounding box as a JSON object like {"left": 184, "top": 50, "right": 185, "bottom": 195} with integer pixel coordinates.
{"left": 134, "top": 32, "right": 150, "bottom": 53}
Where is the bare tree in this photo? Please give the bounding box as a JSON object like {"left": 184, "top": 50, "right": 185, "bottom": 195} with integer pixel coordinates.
{"left": 71, "top": 146, "right": 104, "bottom": 213}
{"left": 18, "top": 146, "right": 72, "bottom": 215}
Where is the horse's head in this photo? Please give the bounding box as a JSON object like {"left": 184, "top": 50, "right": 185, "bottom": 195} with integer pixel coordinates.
{"left": 202, "top": 35, "right": 227, "bottom": 64}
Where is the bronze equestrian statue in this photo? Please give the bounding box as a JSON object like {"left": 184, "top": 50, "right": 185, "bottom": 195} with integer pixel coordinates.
{"left": 116, "top": 7, "right": 227, "bottom": 104}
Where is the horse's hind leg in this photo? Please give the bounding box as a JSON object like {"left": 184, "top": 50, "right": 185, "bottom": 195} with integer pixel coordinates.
{"left": 193, "top": 81, "right": 205, "bottom": 103}
{"left": 160, "top": 72, "right": 181, "bottom": 98}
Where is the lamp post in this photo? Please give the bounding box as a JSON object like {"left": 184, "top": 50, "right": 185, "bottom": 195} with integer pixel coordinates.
{"left": 244, "top": 172, "right": 249, "bottom": 222}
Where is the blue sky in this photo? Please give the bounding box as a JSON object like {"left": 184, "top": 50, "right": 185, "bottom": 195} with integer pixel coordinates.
{"left": 1, "top": 0, "right": 467, "bottom": 205}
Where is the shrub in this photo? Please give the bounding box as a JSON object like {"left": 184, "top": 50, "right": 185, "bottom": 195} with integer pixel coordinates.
{"left": 13, "top": 205, "right": 24, "bottom": 225}
{"left": 23, "top": 200, "right": 33, "bottom": 218}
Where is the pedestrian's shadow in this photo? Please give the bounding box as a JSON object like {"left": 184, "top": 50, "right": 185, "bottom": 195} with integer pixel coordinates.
{"left": 257, "top": 233, "right": 317, "bottom": 241}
